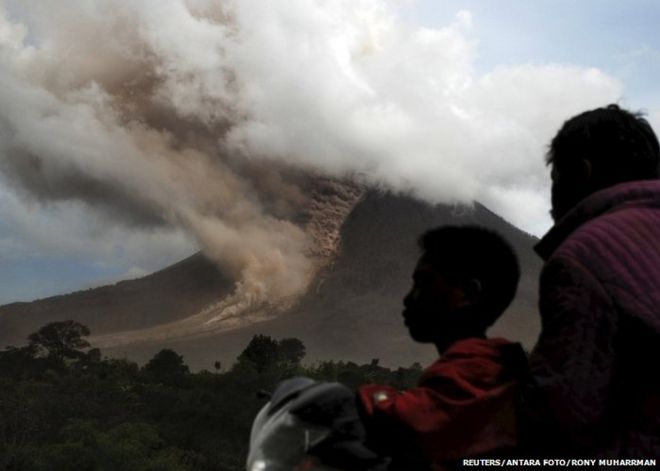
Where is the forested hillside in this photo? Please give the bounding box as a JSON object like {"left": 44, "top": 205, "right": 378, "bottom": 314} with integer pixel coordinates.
{"left": 0, "top": 321, "right": 421, "bottom": 470}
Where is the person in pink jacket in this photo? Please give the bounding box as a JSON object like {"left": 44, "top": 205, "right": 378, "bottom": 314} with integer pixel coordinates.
{"left": 524, "top": 104, "right": 660, "bottom": 458}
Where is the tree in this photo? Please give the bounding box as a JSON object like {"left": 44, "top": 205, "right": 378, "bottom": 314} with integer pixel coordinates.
{"left": 143, "top": 349, "right": 189, "bottom": 384}
{"left": 236, "top": 335, "right": 307, "bottom": 373}
{"left": 27, "top": 321, "right": 90, "bottom": 360}
{"left": 0, "top": 345, "right": 40, "bottom": 379}
{"left": 278, "top": 338, "right": 306, "bottom": 370}
{"left": 236, "top": 335, "right": 279, "bottom": 373}
{"left": 86, "top": 348, "right": 102, "bottom": 363}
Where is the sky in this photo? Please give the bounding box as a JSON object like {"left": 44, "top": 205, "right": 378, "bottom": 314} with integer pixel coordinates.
{"left": 0, "top": 0, "right": 658, "bottom": 305}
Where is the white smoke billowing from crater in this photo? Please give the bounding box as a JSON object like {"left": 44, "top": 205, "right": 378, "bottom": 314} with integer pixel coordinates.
{"left": 0, "top": 0, "right": 317, "bottom": 309}
{"left": 0, "top": 0, "right": 622, "bottom": 308}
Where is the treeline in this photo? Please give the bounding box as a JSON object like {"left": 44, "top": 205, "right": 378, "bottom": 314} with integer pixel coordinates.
{"left": 0, "top": 321, "right": 422, "bottom": 470}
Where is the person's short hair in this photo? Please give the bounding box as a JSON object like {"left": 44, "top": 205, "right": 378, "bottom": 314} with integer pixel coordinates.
{"left": 419, "top": 225, "right": 519, "bottom": 328}
{"left": 547, "top": 104, "right": 660, "bottom": 185}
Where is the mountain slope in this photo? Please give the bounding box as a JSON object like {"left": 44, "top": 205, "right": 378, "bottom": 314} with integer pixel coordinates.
{"left": 0, "top": 176, "right": 362, "bottom": 349}
{"left": 97, "top": 190, "right": 542, "bottom": 370}
{"left": 0, "top": 253, "right": 232, "bottom": 348}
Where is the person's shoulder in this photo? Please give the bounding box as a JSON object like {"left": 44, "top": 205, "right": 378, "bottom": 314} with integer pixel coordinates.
{"left": 542, "top": 180, "right": 660, "bottom": 262}
{"left": 555, "top": 201, "right": 660, "bottom": 266}
{"left": 423, "top": 338, "right": 526, "bottom": 386}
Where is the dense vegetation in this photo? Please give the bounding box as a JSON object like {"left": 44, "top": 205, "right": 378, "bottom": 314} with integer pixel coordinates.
{"left": 0, "top": 321, "right": 422, "bottom": 470}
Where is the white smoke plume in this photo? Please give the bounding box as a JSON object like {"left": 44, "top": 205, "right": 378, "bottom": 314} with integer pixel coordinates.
{"left": 0, "top": 0, "right": 623, "bottom": 307}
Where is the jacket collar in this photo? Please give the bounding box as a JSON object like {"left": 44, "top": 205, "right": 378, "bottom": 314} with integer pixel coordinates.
{"left": 535, "top": 179, "right": 660, "bottom": 260}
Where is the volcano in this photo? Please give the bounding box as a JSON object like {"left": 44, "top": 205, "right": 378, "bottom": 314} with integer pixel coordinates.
{"left": 0, "top": 188, "right": 541, "bottom": 370}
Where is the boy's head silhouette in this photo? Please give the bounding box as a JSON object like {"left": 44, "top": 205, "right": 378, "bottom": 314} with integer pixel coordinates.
{"left": 403, "top": 226, "right": 519, "bottom": 353}
{"left": 547, "top": 104, "right": 660, "bottom": 220}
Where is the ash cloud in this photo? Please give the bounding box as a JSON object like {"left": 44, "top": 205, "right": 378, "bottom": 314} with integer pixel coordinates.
{"left": 0, "top": 0, "right": 624, "bottom": 305}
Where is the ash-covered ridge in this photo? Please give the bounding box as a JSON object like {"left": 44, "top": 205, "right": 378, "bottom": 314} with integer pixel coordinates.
{"left": 0, "top": 186, "right": 541, "bottom": 370}
{"left": 0, "top": 177, "right": 364, "bottom": 349}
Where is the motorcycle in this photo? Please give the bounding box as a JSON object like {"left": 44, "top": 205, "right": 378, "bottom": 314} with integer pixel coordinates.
{"left": 247, "top": 377, "right": 385, "bottom": 471}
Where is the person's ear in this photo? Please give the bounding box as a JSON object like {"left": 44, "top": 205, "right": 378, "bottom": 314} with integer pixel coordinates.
{"left": 452, "top": 278, "right": 482, "bottom": 308}
{"left": 463, "top": 278, "right": 482, "bottom": 304}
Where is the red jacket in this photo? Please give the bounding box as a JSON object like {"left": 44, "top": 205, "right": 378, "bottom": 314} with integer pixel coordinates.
{"left": 358, "top": 338, "right": 526, "bottom": 466}
{"left": 526, "top": 180, "right": 660, "bottom": 457}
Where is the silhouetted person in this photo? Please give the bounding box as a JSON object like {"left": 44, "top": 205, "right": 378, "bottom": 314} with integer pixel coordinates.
{"left": 358, "top": 226, "right": 526, "bottom": 469}
{"left": 523, "top": 104, "right": 660, "bottom": 458}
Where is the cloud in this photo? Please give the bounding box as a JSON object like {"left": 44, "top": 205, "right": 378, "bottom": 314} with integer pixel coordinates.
{"left": 0, "top": 0, "right": 625, "bottom": 308}
{"left": 0, "top": 183, "right": 194, "bottom": 268}
{"left": 216, "top": 2, "right": 622, "bottom": 232}
{"left": 649, "top": 109, "right": 660, "bottom": 137}
{"left": 0, "top": 0, "right": 318, "bottom": 308}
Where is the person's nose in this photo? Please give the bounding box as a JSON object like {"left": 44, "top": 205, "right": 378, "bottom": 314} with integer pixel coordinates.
{"left": 403, "top": 289, "right": 414, "bottom": 309}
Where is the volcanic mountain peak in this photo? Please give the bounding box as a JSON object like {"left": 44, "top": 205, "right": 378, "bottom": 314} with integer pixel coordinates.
{"left": 68, "top": 178, "right": 366, "bottom": 349}
{"left": 0, "top": 187, "right": 541, "bottom": 369}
